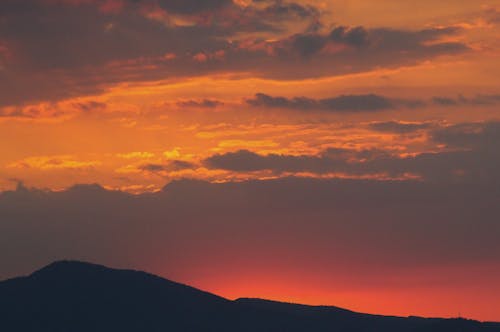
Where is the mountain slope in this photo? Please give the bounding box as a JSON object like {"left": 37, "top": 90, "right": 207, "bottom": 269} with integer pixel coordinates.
{"left": 0, "top": 261, "right": 498, "bottom": 332}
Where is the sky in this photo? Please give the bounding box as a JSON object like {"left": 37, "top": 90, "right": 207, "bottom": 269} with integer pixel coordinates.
{"left": 1, "top": 0, "right": 500, "bottom": 322}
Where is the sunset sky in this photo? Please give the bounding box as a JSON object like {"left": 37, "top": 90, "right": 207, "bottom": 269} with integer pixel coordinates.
{"left": 1, "top": 0, "right": 500, "bottom": 322}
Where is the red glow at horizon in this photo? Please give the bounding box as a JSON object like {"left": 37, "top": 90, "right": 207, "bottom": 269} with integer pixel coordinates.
{"left": 151, "top": 261, "right": 500, "bottom": 322}
{"left": 193, "top": 278, "right": 500, "bottom": 322}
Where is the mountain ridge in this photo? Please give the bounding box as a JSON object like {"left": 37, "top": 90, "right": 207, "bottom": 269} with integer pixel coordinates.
{"left": 1, "top": 260, "right": 498, "bottom": 332}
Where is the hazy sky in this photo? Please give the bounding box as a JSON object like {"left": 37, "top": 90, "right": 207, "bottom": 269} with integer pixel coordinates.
{"left": 1, "top": 0, "right": 499, "bottom": 321}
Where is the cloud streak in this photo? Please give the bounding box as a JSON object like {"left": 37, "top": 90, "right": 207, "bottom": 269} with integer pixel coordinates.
{"left": 246, "top": 93, "right": 500, "bottom": 112}
{"left": 205, "top": 121, "right": 500, "bottom": 183}
{"left": 247, "top": 93, "right": 396, "bottom": 112}
{"left": 0, "top": 0, "right": 470, "bottom": 106}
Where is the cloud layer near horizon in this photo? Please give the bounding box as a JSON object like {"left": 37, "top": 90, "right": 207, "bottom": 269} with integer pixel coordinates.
{"left": 1, "top": 177, "right": 499, "bottom": 319}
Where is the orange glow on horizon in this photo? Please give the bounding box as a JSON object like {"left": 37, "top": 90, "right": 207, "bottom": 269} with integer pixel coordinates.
{"left": 154, "top": 263, "right": 500, "bottom": 322}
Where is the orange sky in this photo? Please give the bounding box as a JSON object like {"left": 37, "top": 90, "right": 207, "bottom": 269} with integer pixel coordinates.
{"left": 1, "top": 1, "right": 500, "bottom": 192}
{"left": 0, "top": 0, "right": 499, "bottom": 322}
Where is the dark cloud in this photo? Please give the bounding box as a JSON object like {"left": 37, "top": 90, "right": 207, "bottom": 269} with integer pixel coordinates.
{"left": 0, "top": 0, "right": 470, "bottom": 107}
{"left": 247, "top": 92, "right": 500, "bottom": 113}
{"left": 329, "top": 26, "right": 369, "bottom": 47}
{"left": 290, "top": 33, "right": 327, "bottom": 57}
{"left": 262, "top": 1, "right": 319, "bottom": 19}
{"left": 369, "top": 26, "right": 463, "bottom": 51}
{"left": 176, "top": 99, "right": 224, "bottom": 108}
{"left": 1, "top": 0, "right": 233, "bottom": 15}
{"left": 282, "top": 26, "right": 466, "bottom": 59}
{"left": 287, "top": 26, "right": 463, "bottom": 59}
{"left": 247, "top": 93, "right": 395, "bottom": 112}
{"left": 204, "top": 148, "right": 390, "bottom": 173}
{"left": 156, "top": 0, "right": 232, "bottom": 14}
{"left": 235, "top": 0, "right": 320, "bottom": 33}
{"left": 432, "top": 94, "right": 500, "bottom": 107}
{"left": 432, "top": 97, "right": 459, "bottom": 106}
{"left": 431, "top": 121, "right": 500, "bottom": 149}
{"left": 0, "top": 177, "right": 498, "bottom": 295}
{"left": 482, "top": 7, "right": 500, "bottom": 24}
{"left": 205, "top": 147, "right": 500, "bottom": 183}
{"left": 204, "top": 149, "right": 296, "bottom": 171}
{"left": 140, "top": 160, "right": 196, "bottom": 172}
{"left": 368, "top": 121, "right": 434, "bottom": 133}
{"left": 72, "top": 101, "right": 108, "bottom": 112}
{"left": 205, "top": 121, "right": 500, "bottom": 184}
{"left": 140, "top": 164, "right": 167, "bottom": 172}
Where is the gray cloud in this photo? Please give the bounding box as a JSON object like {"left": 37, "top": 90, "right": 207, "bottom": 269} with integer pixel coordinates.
{"left": 156, "top": 0, "right": 233, "bottom": 14}
{"left": 140, "top": 160, "right": 196, "bottom": 172}
{"left": 482, "top": 7, "right": 500, "bottom": 24}
{"left": 247, "top": 92, "right": 500, "bottom": 112}
{"left": 290, "top": 33, "right": 328, "bottom": 57}
{"left": 432, "top": 94, "right": 500, "bottom": 107}
{"left": 329, "top": 26, "right": 369, "bottom": 47}
{"left": 283, "top": 26, "right": 467, "bottom": 59}
{"left": 0, "top": 1, "right": 470, "bottom": 107}
{"left": 431, "top": 121, "right": 500, "bottom": 149}
{"left": 0, "top": 178, "right": 498, "bottom": 297}
{"left": 205, "top": 121, "right": 500, "bottom": 184}
{"left": 72, "top": 101, "right": 108, "bottom": 112}
{"left": 176, "top": 99, "right": 224, "bottom": 109}
{"left": 247, "top": 93, "right": 395, "bottom": 112}
{"left": 205, "top": 149, "right": 320, "bottom": 172}
{"left": 368, "top": 121, "right": 434, "bottom": 133}
{"left": 204, "top": 148, "right": 387, "bottom": 173}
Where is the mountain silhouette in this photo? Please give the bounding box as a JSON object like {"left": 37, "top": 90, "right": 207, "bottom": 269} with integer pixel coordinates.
{"left": 0, "top": 261, "right": 498, "bottom": 332}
